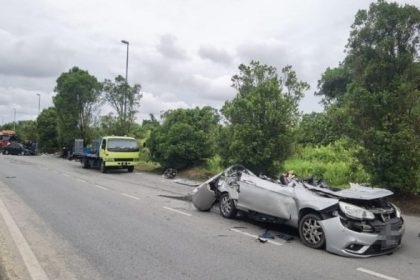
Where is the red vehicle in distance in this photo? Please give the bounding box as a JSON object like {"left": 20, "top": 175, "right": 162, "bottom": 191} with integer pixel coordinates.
{"left": 0, "top": 130, "right": 17, "bottom": 150}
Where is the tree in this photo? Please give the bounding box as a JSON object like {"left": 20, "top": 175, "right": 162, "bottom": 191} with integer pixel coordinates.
{"left": 316, "top": 66, "right": 351, "bottom": 105}
{"left": 53, "top": 67, "right": 102, "bottom": 147}
{"left": 15, "top": 120, "right": 37, "bottom": 142}
{"left": 102, "top": 75, "right": 142, "bottom": 135}
{"left": 220, "top": 61, "right": 309, "bottom": 176}
{"left": 317, "top": 1, "right": 420, "bottom": 192}
{"left": 36, "top": 107, "right": 59, "bottom": 153}
{"left": 147, "top": 107, "right": 220, "bottom": 169}
{"left": 98, "top": 114, "right": 119, "bottom": 136}
{"left": 296, "top": 112, "right": 339, "bottom": 146}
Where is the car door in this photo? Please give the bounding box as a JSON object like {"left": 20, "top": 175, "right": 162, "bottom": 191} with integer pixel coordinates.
{"left": 237, "top": 173, "right": 296, "bottom": 220}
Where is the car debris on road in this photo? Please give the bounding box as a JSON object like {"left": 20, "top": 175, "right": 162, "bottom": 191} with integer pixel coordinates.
{"left": 192, "top": 165, "right": 405, "bottom": 257}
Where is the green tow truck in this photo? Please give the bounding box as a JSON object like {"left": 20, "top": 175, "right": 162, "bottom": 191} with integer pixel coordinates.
{"left": 73, "top": 136, "right": 140, "bottom": 173}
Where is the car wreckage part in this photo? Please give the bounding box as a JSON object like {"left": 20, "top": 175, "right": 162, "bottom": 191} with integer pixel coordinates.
{"left": 320, "top": 216, "right": 404, "bottom": 257}
{"left": 219, "top": 193, "right": 237, "bottom": 219}
{"left": 299, "top": 213, "right": 326, "bottom": 249}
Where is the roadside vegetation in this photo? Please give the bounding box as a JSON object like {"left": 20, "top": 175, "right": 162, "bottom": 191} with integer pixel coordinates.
{"left": 1, "top": 1, "right": 419, "bottom": 195}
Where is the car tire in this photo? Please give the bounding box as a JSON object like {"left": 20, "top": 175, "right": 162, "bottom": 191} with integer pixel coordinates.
{"left": 299, "top": 213, "right": 326, "bottom": 249}
{"left": 127, "top": 166, "right": 134, "bottom": 173}
{"left": 100, "top": 161, "right": 107, "bottom": 173}
{"left": 219, "top": 193, "right": 237, "bottom": 219}
{"left": 4, "top": 150, "right": 9, "bottom": 155}
{"left": 20, "top": 151, "right": 25, "bottom": 156}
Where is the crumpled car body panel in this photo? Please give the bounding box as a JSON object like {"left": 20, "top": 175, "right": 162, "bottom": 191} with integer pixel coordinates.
{"left": 192, "top": 165, "right": 405, "bottom": 257}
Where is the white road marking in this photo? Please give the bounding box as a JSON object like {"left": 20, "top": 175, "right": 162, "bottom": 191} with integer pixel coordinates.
{"left": 77, "top": 179, "right": 87, "bottom": 183}
{"left": 120, "top": 193, "right": 140, "bottom": 200}
{"left": 62, "top": 173, "right": 70, "bottom": 177}
{"left": 230, "top": 228, "right": 283, "bottom": 246}
{"left": 357, "top": 268, "right": 400, "bottom": 280}
{"left": 162, "top": 206, "right": 192, "bottom": 217}
{"left": 94, "top": 184, "right": 108, "bottom": 190}
{"left": 0, "top": 196, "right": 49, "bottom": 280}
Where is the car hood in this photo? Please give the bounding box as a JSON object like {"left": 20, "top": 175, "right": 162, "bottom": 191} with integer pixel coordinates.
{"left": 306, "top": 183, "right": 393, "bottom": 200}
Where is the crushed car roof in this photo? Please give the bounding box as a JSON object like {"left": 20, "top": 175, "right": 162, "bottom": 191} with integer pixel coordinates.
{"left": 305, "top": 183, "right": 393, "bottom": 200}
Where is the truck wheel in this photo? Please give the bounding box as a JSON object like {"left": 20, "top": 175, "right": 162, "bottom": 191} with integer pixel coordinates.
{"left": 82, "top": 157, "right": 90, "bottom": 169}
{"left": 127, "top": 166, "right": 134, "bottom": 173}
{"left": 100, "top": 161, "right": 107, "bottom": 173}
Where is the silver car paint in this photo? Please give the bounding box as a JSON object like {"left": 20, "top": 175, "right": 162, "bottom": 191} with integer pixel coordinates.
{"left": 191, "top": 166, "right": 404, "bottom": 257}
{"left": 304, "top": 182, "right": 394, "bottom": 200}
{"left": 320, "top": 216, "right": 405, "bottom": 257}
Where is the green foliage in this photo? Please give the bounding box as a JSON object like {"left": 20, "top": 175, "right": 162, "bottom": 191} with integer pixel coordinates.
{"left": 36, "top": 107, "right": 59, "bottom": 153}
{"left": 102, "top": 75, "right": 142, "bottom": 135}
{"left": 147, "top": 107, "right": 220, "bottom": 169}
{"left": 316, "top": 66, "right": 351, "bottom": 105}
{"left": 317, "top": 1, "right": 420, "bottom": 193}
{"left": 98, "top": 114, "right": 119, "bottom": 136}
{"left": 296, "top": 112, "right": 339, "bottom": 146}
{"left": 284, "top": 140, "right": 370, "bottom": 186}
{"left": 204, "top": 155, "right": 224, "bottom": 174}
{"left": 53, "top": 66, "right": 102, "bottom": 147}
{"left": 0, "top": 123, "right": 14, "bottom": 130}
{"left": 12, "top": 120, "right": 37, "bottom": 142}
{"left": 220, "top": 61, "right": 309, "bottom": 176}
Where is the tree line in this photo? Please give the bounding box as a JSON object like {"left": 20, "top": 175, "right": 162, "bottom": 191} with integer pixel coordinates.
{"left": 2, "top": 1, "right": 419, "bottom": 193}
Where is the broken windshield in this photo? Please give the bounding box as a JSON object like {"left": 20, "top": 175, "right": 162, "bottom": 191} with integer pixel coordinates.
{"left": 107, "top": 139, "right": 139, "bottom": 152}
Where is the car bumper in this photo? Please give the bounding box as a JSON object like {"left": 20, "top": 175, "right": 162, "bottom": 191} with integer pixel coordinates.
{"left": 104, "top": 161, "right": 137, "bottom": 167}
{"left": 320, "top": 216, "right": 404, "bottom": 257}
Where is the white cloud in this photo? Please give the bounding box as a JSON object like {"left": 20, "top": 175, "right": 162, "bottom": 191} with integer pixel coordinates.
{"left": 138, "top": 92, "right": 190, "bottom": 121}
{"left": 198, "top": 46, "right": 234, "bottom": 65}
{"left": 156, "top": 34, "right": 188, "bottom": 60}
{"left": 0, "top": 0, "right": 417, "bottom": 123}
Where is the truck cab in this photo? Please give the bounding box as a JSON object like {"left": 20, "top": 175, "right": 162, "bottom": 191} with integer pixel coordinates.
{"left": 98, "top": 136, "right": 140, "bottom": 173}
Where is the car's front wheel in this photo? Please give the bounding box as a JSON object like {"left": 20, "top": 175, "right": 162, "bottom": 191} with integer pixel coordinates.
{"left": 219, "top": 193, "right": 237, "bottom": 219}
{"left": 299, "top": 213, "right": 326, "bottom": 249}
{"left": 4, "top": 150, "right": 9, "bottom": 155}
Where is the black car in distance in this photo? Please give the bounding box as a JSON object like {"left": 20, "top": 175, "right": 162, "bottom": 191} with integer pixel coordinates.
{"left": 2, "top": 143, "right": 35, "bottom": 155}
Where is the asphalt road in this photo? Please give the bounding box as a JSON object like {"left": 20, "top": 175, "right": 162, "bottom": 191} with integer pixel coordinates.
{"left": 0, "top": 155, "right": 419, "bottom": 280}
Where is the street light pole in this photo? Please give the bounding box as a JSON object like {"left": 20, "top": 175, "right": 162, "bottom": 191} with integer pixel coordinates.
{"left": 13, "top": 108, "right": 16, "bottom": 130}
{"left": 121, "top": 40, "right": 129, "bottom": 131}
{"left": 121, "top": 40, "right": 129, "bottom": 83}
{"left": 36, "top": 93, "right": 41, "bottom": 115}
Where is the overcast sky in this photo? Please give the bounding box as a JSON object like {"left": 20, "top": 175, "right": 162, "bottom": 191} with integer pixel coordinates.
{"left": 0, "top": 0, "right": 418, "bottom": 124}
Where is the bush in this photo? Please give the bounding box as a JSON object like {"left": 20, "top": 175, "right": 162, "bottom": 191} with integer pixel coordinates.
{"left": 146, "top": 107, "right": 219, "bottom": 169}
{"left": 284, "top": 140, "right": 370, "bottom": 186}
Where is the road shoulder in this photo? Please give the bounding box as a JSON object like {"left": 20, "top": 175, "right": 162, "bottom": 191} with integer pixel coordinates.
{"left": 0, "top": 182, "right": 31, "bottom": 279}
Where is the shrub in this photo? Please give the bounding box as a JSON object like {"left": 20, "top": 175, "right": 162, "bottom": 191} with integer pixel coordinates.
{"left": 284, "top": 140, "right": 370, "bottom": 186}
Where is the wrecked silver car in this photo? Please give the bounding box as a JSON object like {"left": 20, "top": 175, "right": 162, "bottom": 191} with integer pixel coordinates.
{"left": 192, "top": 165, "right": 405, "bottom": 257}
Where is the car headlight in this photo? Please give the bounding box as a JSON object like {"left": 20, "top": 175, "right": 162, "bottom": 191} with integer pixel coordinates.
{"left": 391, "top": 203, "right": 401, "bottom": 218}
{"left": 339, "top": 202, "right": 375, "bottom": 220}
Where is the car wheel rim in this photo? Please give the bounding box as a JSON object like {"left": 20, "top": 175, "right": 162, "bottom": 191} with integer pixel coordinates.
{"left": 302, "top": 218, "right": 323, "bottom": 245}
{"left": 220, "top": 196, "right": 231, "bottom": 216}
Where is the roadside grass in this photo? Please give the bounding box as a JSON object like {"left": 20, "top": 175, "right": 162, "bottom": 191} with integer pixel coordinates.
{"left": 135, "top": 160, "right": 161, "bottom": 173}
{"left": 284, "top": 141, "right": 370, "bottom": 187}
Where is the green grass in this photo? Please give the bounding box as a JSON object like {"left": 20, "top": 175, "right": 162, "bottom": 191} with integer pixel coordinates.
{"left": 284, "top": 140, "right": 370, "bottom": 186}
{"left": 135, "top": 160, "right": 161, "bottom": 172}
